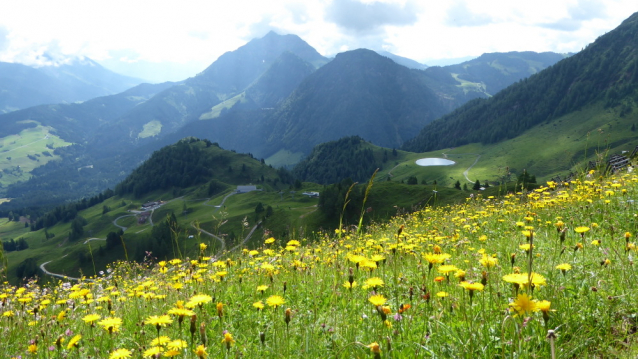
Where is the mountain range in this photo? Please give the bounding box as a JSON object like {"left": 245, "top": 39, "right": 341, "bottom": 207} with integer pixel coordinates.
{"left": 0, "top": 27, "right": 593, "bottom": 212}
{"left": 0, "top": 56, "right": 145, "bottom": 114}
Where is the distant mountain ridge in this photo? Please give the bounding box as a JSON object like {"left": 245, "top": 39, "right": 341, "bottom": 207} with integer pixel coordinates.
{"left": 0, "top": 57, "right": 144, "bottom": 113}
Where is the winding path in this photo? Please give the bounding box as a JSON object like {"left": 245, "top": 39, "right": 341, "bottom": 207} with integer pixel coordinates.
{"left": 113, "top": 214, "right": 135, "bottom": 231}
{"left": 40, "top": 255, "right": 82, "bottom": 281}
{"left": 191, "top": 224, "right": 226, "bottom": 251}
{"left": 463, "top": 155, "right": 482, "bottom": 183}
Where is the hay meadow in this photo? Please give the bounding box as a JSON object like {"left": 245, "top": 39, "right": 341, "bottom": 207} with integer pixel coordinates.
{"left": 2, "top": 169, "right": 638, "bottom": 358}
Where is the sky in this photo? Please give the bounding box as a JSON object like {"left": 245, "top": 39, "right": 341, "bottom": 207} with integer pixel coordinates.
{"left": 0, "top": 0, "right": 636, "bottom": 82}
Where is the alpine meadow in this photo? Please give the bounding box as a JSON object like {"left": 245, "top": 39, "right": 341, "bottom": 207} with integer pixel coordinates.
{"left": 1, "top": 5, "right": 638, "bottom": 359}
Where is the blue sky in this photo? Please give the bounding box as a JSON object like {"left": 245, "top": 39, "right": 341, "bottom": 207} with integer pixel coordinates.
{"left": 1, "top": 0, "right": 635, "bottom": 82}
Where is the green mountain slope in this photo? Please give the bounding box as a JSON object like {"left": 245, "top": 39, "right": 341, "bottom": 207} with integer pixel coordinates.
{"left": 262, "top": 49, "right": 460, "bottom": 157}
{"left": 293, "top": 136, "right": 404, "bottom": 184}
{"left": 403, "top": 12, "right": 638, "bottom": 153}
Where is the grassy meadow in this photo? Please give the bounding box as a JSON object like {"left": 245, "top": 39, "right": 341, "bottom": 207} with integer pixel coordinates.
{"left": 0, "top": 124, "right": 72, "bottom": 188}
{"left": 1, "top": 167, "right": 638, "bottom": 358}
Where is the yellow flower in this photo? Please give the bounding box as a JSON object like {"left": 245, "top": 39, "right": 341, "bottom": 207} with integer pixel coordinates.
{"left": 82, "top": 314, "right": 101, "bottom": 324}
{"left": 437, "top": 265, "right": 458, "bottom": 274}
{"left": 459, "top": 281, "right": 484, "bottom": 292}
{"left": 574, "top": 226, "right": 590, "bottom": 234}
{"left": 367, "top": 342, "right": 381, "bottom": 354}
{"left": 509, "top": 293, "right": 538, "bottom": 316}
{"left": 109, "top": 348, "right": 132, "bottom": 359}
{"left": 265, "top": 237, "right": 275, "bottom": 244}
{"left": 266, "top": 295, "right": 285, "bottom": 308}
{"left": 194, "top": 344, "right": 208, "bottom": 358}
{"left": 253, "top": 301, "right": 265, "bottom": 310}
{"left": 186, "top": 294, "right": 212, "bottom": 308}
{"left": 28, "top": 343, "right": 37, "bottom": 354}
{"left": 555, "top": 263, "right": 572, "bottom": 272}
{"left": 199, "top": 243, "right": 207, "bottom": 251}
{"left": 424, "top": 253, "right": 451, "bottom": 264}
{"left": 167, "top": 339, "right": 188, "bottom": 350}
{"left": 221, "top": 332, "right": 235, "bottom": 348}
{"left": 368, "top": 294, "right": 387, "bottom": 306}
{"left": 363, "top": 277, "right": 384, "bottom": 289}
{"left": 98, "top": 317, "right": 123, "bottom": 333}
{"left": 150, "top": 336, "right": 171, "bottom": 346}
{"left": 143, "top": 346, "right": 163, "bottom": 358}
{"left": 436, "top": 291, "right": 449, "bottom": 298}
{"left": 479, "top": 255, "right": 498, "bottom": 268}
{"left": 67, "top": 334, "right": 81, "bottom": 350}
{"left": 146, "top": 315, "right": 173, "bottom": 329}
{"left": 536, "top": 300, "right": 552, "bottom": 313}
{"left": 256, "top": 285, "right": 269, "bottom": 293}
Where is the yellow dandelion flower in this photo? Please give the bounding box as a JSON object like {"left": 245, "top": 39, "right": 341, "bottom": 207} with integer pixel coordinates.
{"left": 194, "top": 344, "right": 208, "bottom": 358}
{"left": 437, "top": 264, "right": 458, "bottom": 274}
{"left": 186, "top": 294, "right": 212, "bottom": 309}
{"left": 574, "top": 226, "right": 590, "bottom": 234}
{"left": 143, "top": 346, "right": 163, "bottom": 358}
{"left": 266, "top": 295, "right": 285, "bottom": 308}
{"left": 363, "top": 277, "right": 384, "bottom": 289}
{"left": 82, "top": 314, "right": 101, "bottom": 324}
{"left": 109, "top": 348, "right": 132, "bottom": 359}
{"left": 368, "top": 294, "right": 387, "bottom": 306}
{"left": 509, "top": 293, "right": 538, "bottom": 316}
{"left": 67, "top": 334, "right": 81, "bottom": 350}
{"left": 150, "top": 336, "right": 171, "bottom": 346}
{"left": 253, "top": 301, "right": 265, "bottom": 310}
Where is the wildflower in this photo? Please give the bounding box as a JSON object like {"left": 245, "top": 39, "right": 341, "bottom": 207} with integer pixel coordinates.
{"left": 146, "top": 315, "right": 172, "bottom": 333}
{"left": 109, "top": 348, "right": 132, "bottom": 359}
{"left": 253, "top": 301, "right": 265, "bottom": 311}
{"left": 436, "top": 291, "right": 449, "bottom": 298}
{"left": 434, "top": 276, "right": 445, "bottom": 283}
{"left": 194, "top": 344, "right": 208, "bottom": 358}
{"left": 143, "top": 346, "right": 163, "bottom": 358}
{"left": 167, "top": 307, "right": 195, "bottom": 325}
{"left": 98, "top": 317, "right": 123, "bottom": 334}
{"left": 575, "top": 226, "right": 590, "bottom": 237}
{"left": 199, "top": 243, "right": 207, "bottom": 251}
{"left": 67, "top": 334, "right": 81, "bottom": 350}
{"left": 591, "top": 239, "right": 601, "bottom": 246}
{"left": 256, "top": 285, "right": 269, "bottom": 294}
{"left": 454, "top": 269, "right": 466, "bottom": 281}
{"left": 167, "top": 339, "right": 187, "bottom": 351}
{"left": 367, "top": 342, "right": 381, "bottom": 359}
{"left": 509, "top": 293, "right": 538, "bottom": 316}
{"left": 266, "top": 295, "right": 285, "bottom": 308}
{"left": 216, "top": 302, "right": 223, "bottom": 318}
{"left": 186, "top": 294, "right": 212, "bottom": 309}
{"left": 479, "top": 255, "right": 498, "bottom": 268}
{"left": 82, "top": 313, "right": 100, "bottom": 325}
{"left": 398, "top": 304, "right": 411, "bottom": 314}
{"left": 363, "top": 277, "right": 384, "bottom": 289}
{"left": 537, "top": 300, "right": 553, "bottom": 324}
{"left": 369, "top": 294, "right": 387, "bottom": 307}
{"left": 150, "top": 336, "right": 171, "bottom": 346}
{"left": 265, "top": 237, "right": 275, "bottom": 244}
{"left": 28, "top": 343, "right": 37, "bottom": 354}
{"left": 222, "top": 332, "right": 235, "bottom": 350}
{"left": 556, "top": 263, "right": 572, "bottom": 274}
{"left": 437, "top": 264, "right": 458, "bottom": 275}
